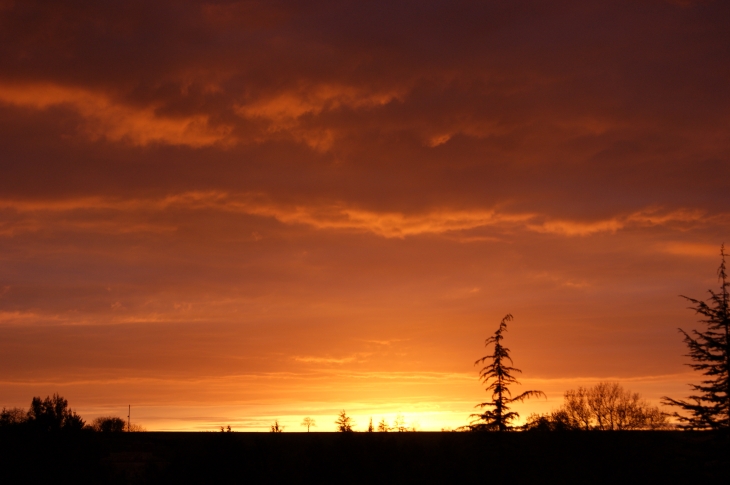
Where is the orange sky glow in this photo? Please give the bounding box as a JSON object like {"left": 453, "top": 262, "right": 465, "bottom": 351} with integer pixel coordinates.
{"left": 1, "top": 0, "right": 729, "bottom": 431}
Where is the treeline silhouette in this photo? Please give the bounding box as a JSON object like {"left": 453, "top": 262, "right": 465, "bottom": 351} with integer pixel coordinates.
{"left": 464, "top": 245, "right": 730, "bottom": 433}
{"left": 1, "top": 247, "right": 729, "bottom": 482}
{"left": 523, "top": 382, "right": 669, "bottom": 431}
{"left": 0, "top": 394, "right": 143, "bottom": 433}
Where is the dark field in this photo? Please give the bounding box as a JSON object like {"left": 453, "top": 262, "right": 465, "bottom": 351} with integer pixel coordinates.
{"left": 1, "top": 431, "right": 727, "bottom": 484}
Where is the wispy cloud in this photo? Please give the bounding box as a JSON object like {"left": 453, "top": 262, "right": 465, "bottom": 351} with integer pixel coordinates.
{"left": 0, "top": 192, "right": 723, "bottom": 239}
{"left": 0, "top": 83, "right": 233, "bottom": 147}
{"left": 292, "top": 353, "right": 369, "bottom": 364}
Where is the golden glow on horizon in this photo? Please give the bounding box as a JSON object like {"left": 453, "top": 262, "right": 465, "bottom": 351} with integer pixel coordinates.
{"left": 0, "top": 371, "right": 693, "bottom": 431}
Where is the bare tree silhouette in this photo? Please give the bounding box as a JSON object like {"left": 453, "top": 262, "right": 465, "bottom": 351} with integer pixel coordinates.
{"left": 301, "top": 417, "right": 316, "bottom": 432}
{"left": 393, "top": 413, "right": 408, "bottom": 432}
{"left": 270, "top": 420, "right": 284, "bottom": 432}
{"left": 663, "top": 245, "right": 730, "bottom": 430}
{"left": 470, "top": 314, "right": 545, "bottom": 431}
{"left": 524, "top": 382, "right": 669, "bottom": 430}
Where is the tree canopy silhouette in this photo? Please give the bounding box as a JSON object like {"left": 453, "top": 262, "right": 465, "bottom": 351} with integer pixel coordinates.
{"left": 26, "top": 394, "right": 84, "bottom": 432}
{"left": 90, "top": 416, "right": 126, "bottom": 432}
{"left": 663, "top": 245, "right": 730, "bottom": 430}
{"left": 524, "top": 382, "right": 669, "bottom": 430}
{"left": 471, "top": 314, "right": 545, "bottom": 431}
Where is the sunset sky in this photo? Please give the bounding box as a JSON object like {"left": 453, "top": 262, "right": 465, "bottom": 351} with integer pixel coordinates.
{"left": 1, "top": 0, "right": 728, "bottom": 431}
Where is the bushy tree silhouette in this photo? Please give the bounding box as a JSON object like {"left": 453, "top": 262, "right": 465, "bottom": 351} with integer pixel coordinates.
{"left": 663, "top": 245, "right": 730, "bottom": 430}
{"left": 270, "top": 420, "right": 284, "bottom": 432}
{"left": 90, "top": 416, "right": 126, "bottom": 432}
{"left": 0, "top": 407, "right": 27, "bottom": 428}
{"left": 335, "top": 410, "right": 354, "bottom": 432}
{"left": 27, "top": 394, "right": 84, "bottom": 431}
{"left": 471, "top": 314, "right": 545, "bottom": 431}
{"left": 377, "top": 418, "right": 390, "bottom": 432}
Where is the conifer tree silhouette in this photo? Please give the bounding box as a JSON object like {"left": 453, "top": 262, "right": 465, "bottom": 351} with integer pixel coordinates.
{"left": 663, "top": 245, "right": 730, "bottom": 430}
{"left": 471, "top": 314, "right": 545, "bottom": 431}
{"left": 335, "top": 410, "right": 354, "bottom": 432}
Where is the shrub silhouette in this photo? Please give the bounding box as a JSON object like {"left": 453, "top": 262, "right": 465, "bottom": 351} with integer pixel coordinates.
{"left": 90, "top": 416, "right": 126, "bottom": 432}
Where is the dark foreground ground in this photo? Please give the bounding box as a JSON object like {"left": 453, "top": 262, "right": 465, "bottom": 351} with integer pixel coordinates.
{"left": 1, "top": 430, "right": 727, "bottom": 484}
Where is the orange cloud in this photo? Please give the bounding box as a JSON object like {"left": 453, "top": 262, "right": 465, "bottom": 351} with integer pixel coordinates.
{"left": 661, "top": 242, "right": 723, "bottom": 258}
{"left": 528, "top": 208, "right": 714, "bottom": 236}
{"left": 235, "top": 84, "right": 403, "bottom": 151}
{"left": 0, "top": 193, "right": 724, "bottom": 239}
{"left": 0, "top": 83, "right": 233, "bottom": 147}
{"left": 292, "top": 354, "right": 365, "bottom": 364}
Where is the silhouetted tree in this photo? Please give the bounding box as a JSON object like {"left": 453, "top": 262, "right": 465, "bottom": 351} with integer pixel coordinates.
{"left": 126, "top": 422, "right": 146, "bottom": 432}
{"left": 301, "top": 417, "right": 316, "bottom": 432}
{"left": 393, "top": 413, "right": 408, "bottom": 432}
{"left": 524, "top": 382, "right": 669, "bottom": 430}
{"left": 219, "top": 425, "right": 232, "bottom": 432}
{"left": 335, "top": 410, "right": 354, "bottom": 432}
{"left": 471, "top": 314, "right": 545, "bottom": 431}
{"left": 0, "top": 407, "right": 27, "bottom": 428}
{"left": 90, "top": 416, "right": 126, "bottom": 432}
{"left": 377, "top": 418, "right": 390, "bottom": 432}
{"left": 270, "top": 420, "right": 284, "bottom": 432}
{"left": 26, "top": 394, "right": 84, "bottom": 431}
{"left": 367, "top": 417, "right": 374, "bottom": 432}
{"left": 663, "top": 245, "right": 730, "bottom": 430}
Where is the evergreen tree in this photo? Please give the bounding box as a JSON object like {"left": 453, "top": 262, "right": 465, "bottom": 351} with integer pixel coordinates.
{"left": 377, "top": 418, "right": 390, "bottom": 432}
{"left": 663, "top": 245, "right": 730, "bottom": 430}
{"left": 335, "top": 410, "right": 354, "bottom": 432}
{"left": 471, "top": 314, "right": 545, "bottom": 431}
